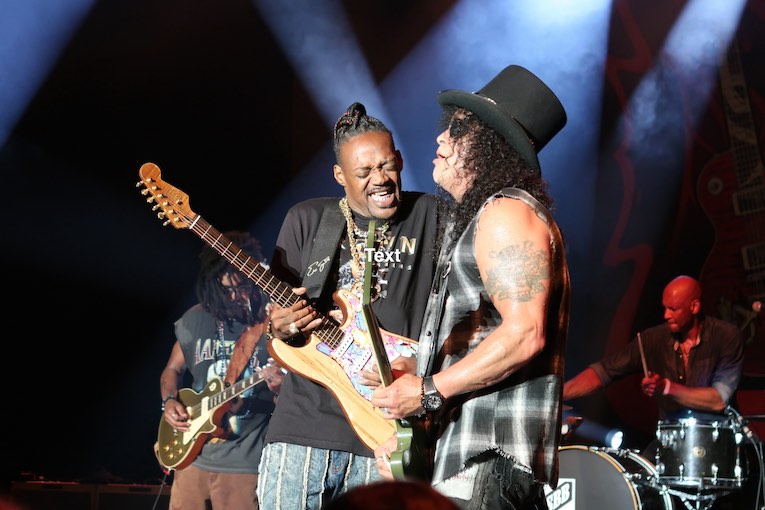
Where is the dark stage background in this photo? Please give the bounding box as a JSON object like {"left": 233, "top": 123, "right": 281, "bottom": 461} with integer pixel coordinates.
{"left": 1, "top": 0, "right": 764, "bottom": 494}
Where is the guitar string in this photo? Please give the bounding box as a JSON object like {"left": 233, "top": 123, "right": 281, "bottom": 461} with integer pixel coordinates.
{"left": 189, "top": 219, "right": 348, "bottom": 348}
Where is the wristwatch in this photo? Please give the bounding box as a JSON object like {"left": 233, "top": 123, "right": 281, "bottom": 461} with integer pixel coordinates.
{"left": 421, "top": 376, "right": 444, "bottom": 412}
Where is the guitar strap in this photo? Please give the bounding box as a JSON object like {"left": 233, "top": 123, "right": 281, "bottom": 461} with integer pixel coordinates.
{"left": 300, "top": 201, "right": 345, "bottom": 300}
{"left": 223, "top": 321, "right": 266, "bottom": 387}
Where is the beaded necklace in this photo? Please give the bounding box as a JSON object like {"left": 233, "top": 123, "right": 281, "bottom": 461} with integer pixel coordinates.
{"left": 338, "top": 197, "right": 391, "bottom": 300}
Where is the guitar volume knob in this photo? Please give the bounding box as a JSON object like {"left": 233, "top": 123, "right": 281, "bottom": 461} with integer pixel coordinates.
{"left": 706, "top": 177, "right": 723, "bottom": 196}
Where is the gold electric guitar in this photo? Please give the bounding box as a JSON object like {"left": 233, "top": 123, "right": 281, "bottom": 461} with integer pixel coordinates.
{"left": 137, "top": 162, "right": 416, "bottom": 453}
{"left": 156, "top": 372, "right": 265, "bottom": 471}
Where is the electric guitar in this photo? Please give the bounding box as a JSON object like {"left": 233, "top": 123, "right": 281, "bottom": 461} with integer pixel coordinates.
{"left": 155, "top": 371, "right": 265, "bottom": 471}
{"left": 137, "top": 162, "right": 416, "bottom": 452}
{"left": 360, "top": 219, "right": 433, "bottom": 480}
{"left": 698, "top": 38, "right": 765, "bottom": 377}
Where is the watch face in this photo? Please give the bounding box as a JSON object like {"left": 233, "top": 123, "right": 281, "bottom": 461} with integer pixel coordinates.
{"left": 424, "top": 394, "right": 443, "bottom": 410}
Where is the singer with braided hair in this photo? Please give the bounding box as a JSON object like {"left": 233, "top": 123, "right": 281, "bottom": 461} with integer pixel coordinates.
{"left": 159, "top": 230, "right": 285, "bottom": 510}
{"left": 257, "top": 103, "right": 440, "bottom": 509}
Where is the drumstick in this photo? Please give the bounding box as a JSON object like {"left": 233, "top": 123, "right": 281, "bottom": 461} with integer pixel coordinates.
{"left": 637, "top": 332, "right": 649, "bottom": 377}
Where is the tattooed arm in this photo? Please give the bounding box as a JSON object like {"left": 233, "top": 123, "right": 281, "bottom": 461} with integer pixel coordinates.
{"left": 371, "top": 197, "right": 552, "bottom": 418}
{"left": 429, "top": 197, "right": 552, "bottom": 399}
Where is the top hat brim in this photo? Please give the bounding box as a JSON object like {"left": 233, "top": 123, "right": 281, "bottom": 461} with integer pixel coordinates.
{"left": 438, "top": 90, "right": 541, "bottom": 171}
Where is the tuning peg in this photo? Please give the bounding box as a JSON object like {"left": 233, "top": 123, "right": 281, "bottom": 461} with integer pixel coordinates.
{"left": 157, "top": 212, "right": 166, "bottom": 220}
{"left": 152, "top": 204, "right": 160, "bottom": 211}
{"left": 146, "top": 196, "right": 155, "bottom": 203}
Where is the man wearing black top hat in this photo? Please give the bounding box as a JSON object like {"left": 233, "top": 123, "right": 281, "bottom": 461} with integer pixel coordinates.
{"left": 371, "top": 65, "right": 571, "bottom": 509}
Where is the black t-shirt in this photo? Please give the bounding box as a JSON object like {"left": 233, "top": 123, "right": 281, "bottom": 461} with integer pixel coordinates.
{"left": 175, "top": 304, "right": 275, "bottom": 472}
{"left": 264, "top": 192, "right": 439, "bottom": 456}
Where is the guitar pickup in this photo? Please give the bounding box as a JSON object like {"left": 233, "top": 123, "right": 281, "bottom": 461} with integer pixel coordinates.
{"left": 333, "top": 331, "right": 373, "bottom": 371}
{"left": 742, "top": 242, "right": 765, "bottom": 272}
{"left": 733, "top": 186, "right": 765, "bottom": 216}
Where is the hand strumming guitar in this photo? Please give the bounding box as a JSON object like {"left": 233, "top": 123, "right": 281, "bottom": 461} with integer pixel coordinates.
{"left": 162, "top": 394, "right": 191, "bottom": 433}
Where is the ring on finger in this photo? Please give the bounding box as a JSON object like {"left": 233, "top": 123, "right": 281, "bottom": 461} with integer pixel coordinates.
{"left": 288, "top": 322, "right": 299, "bottom": 335}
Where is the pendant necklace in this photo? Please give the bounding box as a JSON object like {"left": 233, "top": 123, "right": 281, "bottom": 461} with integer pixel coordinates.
{"left": 214, "top": 319, "right": 228, "bottom": 377}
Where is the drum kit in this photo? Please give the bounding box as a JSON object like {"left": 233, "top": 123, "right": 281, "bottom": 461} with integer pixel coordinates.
{"left": 545, "top": 408, "right": 765, "bottom": 510}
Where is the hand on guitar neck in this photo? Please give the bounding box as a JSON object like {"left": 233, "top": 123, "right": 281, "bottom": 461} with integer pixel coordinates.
{"left": 267, "top": 287, "right": 324, "bottom": 341}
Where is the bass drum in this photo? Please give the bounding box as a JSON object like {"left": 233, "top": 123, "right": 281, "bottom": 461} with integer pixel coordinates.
{"left": 545, "top": 446, "right": 673, "bottom": 510}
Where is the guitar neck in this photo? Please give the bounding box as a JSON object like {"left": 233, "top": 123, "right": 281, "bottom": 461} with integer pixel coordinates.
{"left": 210, "top": 372, "right": 265, "bottom": 409}
{"left": 187, "top": 216, "right": 344, "bottom": 348}
{"left": 721, "top": 39, "right": 764, "bottom": 185}
{"left": 362, "top": 221, "right": 394, "bottom": 387}
{"left": 362, "top": 303, "right": 394, "bottom": 387}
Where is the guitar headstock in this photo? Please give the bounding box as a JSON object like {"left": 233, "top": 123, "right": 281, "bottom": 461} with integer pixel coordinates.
{"left": 136, "top": 162, "right": 197, "bottom": 229}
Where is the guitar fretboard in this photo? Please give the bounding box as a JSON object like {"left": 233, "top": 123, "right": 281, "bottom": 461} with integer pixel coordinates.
{"left": 188, "top": 217, "right": 345, "bottom": 349}
{"left": 721, "top": 40, "right": 764, "bottom": 190}
{"left": 208, "top": 372, "right": 262, "bottom": 410}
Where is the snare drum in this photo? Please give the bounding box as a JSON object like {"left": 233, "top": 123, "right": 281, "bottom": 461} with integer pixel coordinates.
{"left": 655, "top": 418, "right": 744, "bottom": 490}
{"left": 544, "top": 446, "right": 672, "bottom": 510}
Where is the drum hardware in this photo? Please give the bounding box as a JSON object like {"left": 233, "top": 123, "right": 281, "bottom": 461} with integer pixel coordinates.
{"left": 653, "top": 407, "right": 765, "bottom": 510}
{"left": 655, "top": 417, "right": 744, "bottom": 490}
{"left": 663, "top": 485, "right": 728, "bottom": 510}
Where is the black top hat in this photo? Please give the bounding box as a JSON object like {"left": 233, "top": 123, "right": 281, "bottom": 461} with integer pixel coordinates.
{"left": 437, "top": 65, "right": 567, "bottom": 171}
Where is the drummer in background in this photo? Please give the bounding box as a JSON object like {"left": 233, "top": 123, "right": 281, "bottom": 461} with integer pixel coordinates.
{"left": 563, "top": 274, "right": 744, "bottom": 422}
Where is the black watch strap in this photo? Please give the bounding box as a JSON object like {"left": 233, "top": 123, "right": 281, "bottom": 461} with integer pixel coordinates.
{"left": 421, "top": 376, "right": 444, "bottom": 411}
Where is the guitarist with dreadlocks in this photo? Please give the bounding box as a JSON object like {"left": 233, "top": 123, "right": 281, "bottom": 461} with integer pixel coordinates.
{"left": 159, "top": 230, "right": 285, "bottom": 510}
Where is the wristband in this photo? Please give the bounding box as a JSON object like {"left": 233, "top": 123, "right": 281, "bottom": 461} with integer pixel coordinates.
{"left": 161, "top": 394, "right": 178, "bottom": 411}
{"left": 662, "top": 379, "right": 671, "bottom": 396}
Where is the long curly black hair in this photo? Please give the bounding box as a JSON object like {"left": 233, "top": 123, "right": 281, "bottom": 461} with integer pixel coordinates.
{"left": 435, "top": 105, "right": 554, "bottom": 257}
{"left": 333, "top": 102, "right": 393, "bottom": 163}
{"left": 196, "top": 230, "right": 268, "bottom": 326}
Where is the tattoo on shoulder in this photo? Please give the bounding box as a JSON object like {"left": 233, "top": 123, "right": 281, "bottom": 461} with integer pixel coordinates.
{"left": 484, "top": 240, "right": 549, "bottom": 302}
